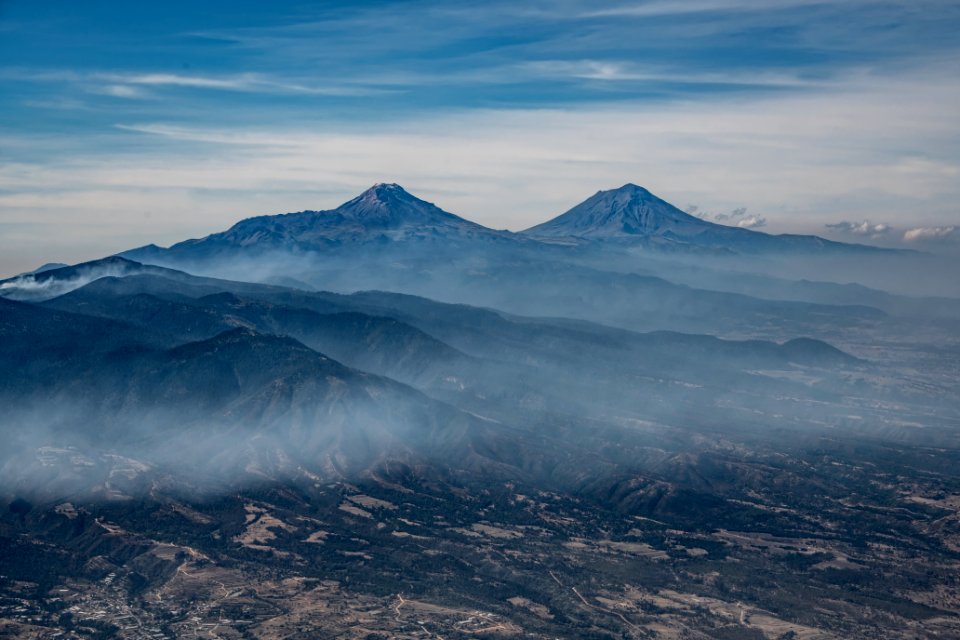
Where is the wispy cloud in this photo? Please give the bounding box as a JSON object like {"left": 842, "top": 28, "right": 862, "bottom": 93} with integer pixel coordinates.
{"left": 92, "top": 72, "right": 389, "bottom": 96}
{"left": 825, "top": 220, "right": 891, "bottom": 238}
{"left": 102, "top": 72, "right": 256, "bottom": 90}
{"left": 823, "top": 220, "right": 958, "bottom": 245}
{"left": 90, "top": 84, "right": 146, "bottom": 99}
{"left": 689, "top": 206, "right": 766, "bottom": 228}
{"left": 582, "top": 0, "right": 838, "bottom": 19}
{"left": 112, "top": 123, "right": 305, "bottom": 146}
{"left": 1, "top": 68, "right": 394, "bottom": 98}
{"left": 181, "top": 0, "right": 960, "bottom": 94}
{"left": 734, "top": 214, "right": 766, "bottom": 228}
{"left": 518, "top": 60, "right": 816, "bottom": 87}
{"left": 903, "top": 226, "right": 957, "bottom": 242}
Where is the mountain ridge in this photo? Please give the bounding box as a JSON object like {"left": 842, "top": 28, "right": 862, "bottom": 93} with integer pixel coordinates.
{"left": 524, "top": 183, "right": 721, "bottom": 238}
{"left": 123, "top": 183, "right": 518, "bottom": 264}
{"left": 117, "top": 182, "right": 892, "bottom": 265}
{"left": 523, "top": 183, "right": 890, "bottom": 253}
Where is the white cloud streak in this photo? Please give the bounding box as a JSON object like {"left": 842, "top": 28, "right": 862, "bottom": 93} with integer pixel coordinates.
{"left": 582, "top": 0, "right": 838, "bottom": 18}
{"left": 735, "top": 214, "right": 766, "bottom": 228}
{"left": 517, "top": 60, "right": 817, "bottom": 86}
{"left": 0, "top": 68, "right": 393, "bottom": 97}
{"left": 92, "top": 72, "right": 393, "bottom": 96}
{"left": 693, "top": 206, "right": 766, "bottom": 228}
{"left": 824, "top": 220, "right": 891, "bottom": 237}
{"left": 903, "top": 226, "right": 957, "bottom": 242}
{"left": 94, "top": 84, "right": 146, "bottom": 98}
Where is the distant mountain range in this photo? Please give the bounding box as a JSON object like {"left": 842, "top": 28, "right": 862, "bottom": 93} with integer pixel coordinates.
{"left": 121, "top": 183, "right": 889, "bottom": 265}
{"left": 0, "top": 256, "right": 876, "bottom": 488}
{"left": 96, "top": 182, "right": 920, "bottom": 336}
{"left": 0, "top": 253, "right": 892, "bottom": 339}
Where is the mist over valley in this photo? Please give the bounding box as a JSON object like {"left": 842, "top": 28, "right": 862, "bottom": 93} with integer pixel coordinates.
{"left": 3, "top": 1, "right": 960, "bottom": 637}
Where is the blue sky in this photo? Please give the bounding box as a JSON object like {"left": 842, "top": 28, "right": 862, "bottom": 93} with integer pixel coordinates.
{"left": 1, "top": 0, "right": 959, "bottom": 275}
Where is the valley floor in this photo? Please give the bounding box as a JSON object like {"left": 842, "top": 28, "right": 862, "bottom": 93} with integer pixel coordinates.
{"left": 3, "top": 418, "right": 960, "bottom": 640}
